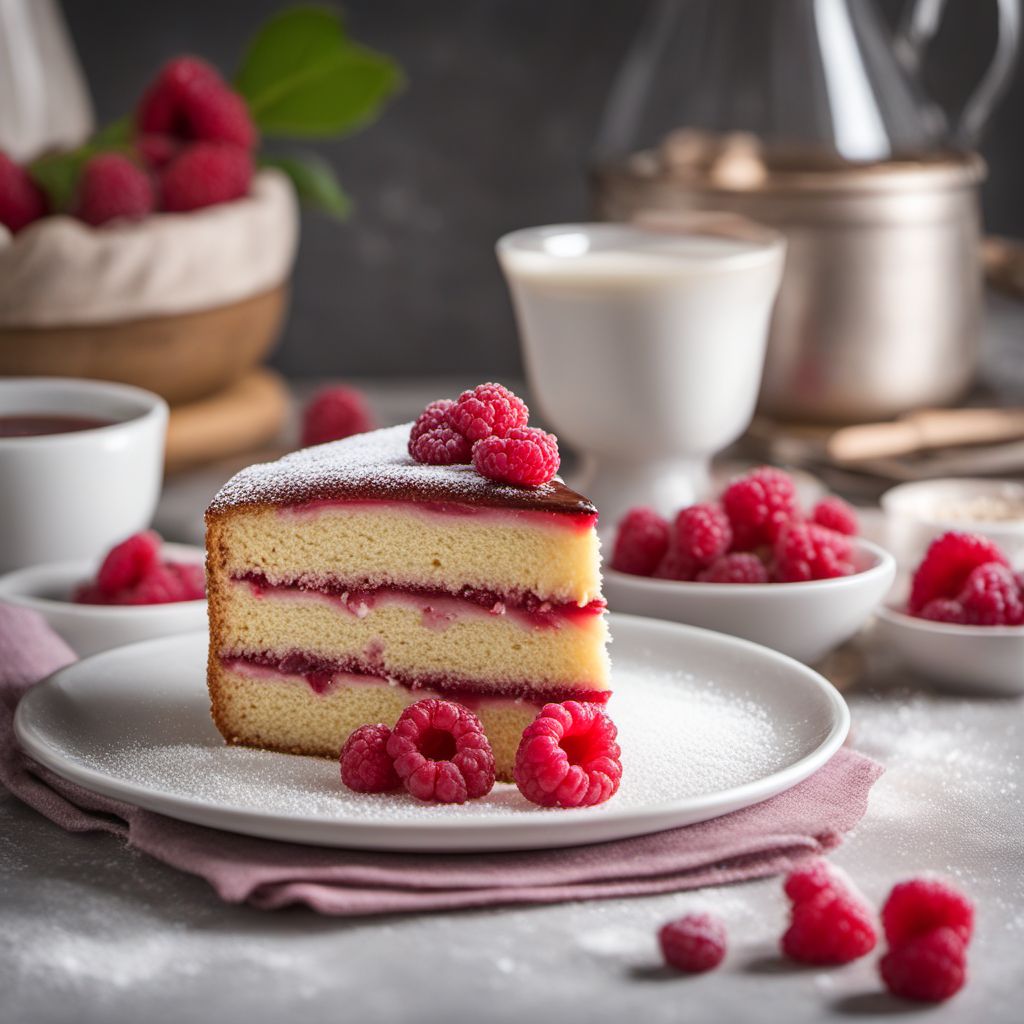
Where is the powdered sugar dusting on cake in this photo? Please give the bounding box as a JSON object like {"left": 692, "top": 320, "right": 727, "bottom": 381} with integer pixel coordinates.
{"left": 207, "top": 424, "right": 596, "bottom": 517}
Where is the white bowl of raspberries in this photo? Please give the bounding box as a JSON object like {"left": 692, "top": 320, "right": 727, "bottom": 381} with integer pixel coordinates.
{"left": 875, "top": 531, "right": 1024, "bottom": 695}
{"left": 0, "top": 531, "right": 206, "bottom": 657}
{"left": 604, "top": 467, "right": 896, "bottom": 665}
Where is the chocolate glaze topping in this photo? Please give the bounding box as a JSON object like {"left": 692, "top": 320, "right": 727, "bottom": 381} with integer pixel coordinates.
{"left": 207, "top": 424, "right": 597, "bottom": 519}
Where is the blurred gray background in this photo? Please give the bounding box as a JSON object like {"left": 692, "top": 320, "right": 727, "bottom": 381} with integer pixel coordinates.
{"left": 64, "top": 0, "right": 1024, "bottom": 381}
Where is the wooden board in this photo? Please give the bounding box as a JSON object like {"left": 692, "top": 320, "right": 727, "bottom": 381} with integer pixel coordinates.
{"left": 165, "top": 368, "right": 290, "bottom": 474}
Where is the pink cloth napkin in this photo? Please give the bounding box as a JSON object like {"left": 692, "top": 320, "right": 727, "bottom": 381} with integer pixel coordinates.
{"left": 0, "top": 602, "right": 883, "bottom": 916}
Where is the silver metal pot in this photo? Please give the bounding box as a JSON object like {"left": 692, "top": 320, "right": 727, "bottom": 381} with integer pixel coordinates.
{"left": 592, "top": 151, "right": 986, "bottom": 423}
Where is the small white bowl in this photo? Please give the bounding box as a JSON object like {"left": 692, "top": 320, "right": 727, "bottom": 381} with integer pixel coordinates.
{"left": 0, "top": 543, "right": 206, "bottom": 657}
{"left": 875, "top": 603, "right": 1024, "bottom": 696}
{"left": 881, "top": 478, "right": 1024, "bottom": 569}
{"left": 0, "top": 378, "right": 168, "bottom": 573}
{"left": 603, "top": 538, "right": 896, "bottom": 664}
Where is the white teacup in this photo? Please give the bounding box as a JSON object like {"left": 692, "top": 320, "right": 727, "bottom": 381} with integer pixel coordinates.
{"left": 497, "top": 217, "right": 785, "bottom": 528}
{"left": 0, "top": 378, "right": 167, "bottom": 572}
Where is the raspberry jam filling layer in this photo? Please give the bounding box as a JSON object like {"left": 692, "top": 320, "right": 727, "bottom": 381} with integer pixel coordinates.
{"left": 232, "top": 571, "right": 606, "bottom": 626}
{"left": 220, "top": 650, "right": 611, "bottom": 706}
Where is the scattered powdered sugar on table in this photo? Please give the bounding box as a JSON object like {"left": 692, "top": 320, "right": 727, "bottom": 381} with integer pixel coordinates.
{"left": 72, "top": 660, "right": 806, "bottom": 825}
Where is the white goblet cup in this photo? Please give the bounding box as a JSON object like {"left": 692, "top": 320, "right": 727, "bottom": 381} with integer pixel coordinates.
{"left": 497, "top": 218, "right": 785, "bottom": 529}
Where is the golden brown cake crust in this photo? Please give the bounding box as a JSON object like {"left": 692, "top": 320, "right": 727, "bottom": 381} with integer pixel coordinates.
{"left": 205, "top": 424, "right": 598, "bottom": 521}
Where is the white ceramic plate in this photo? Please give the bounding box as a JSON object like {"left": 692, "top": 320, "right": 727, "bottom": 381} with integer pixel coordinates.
{"left": 14, "top": 614, "right": 849, "bottom": 853}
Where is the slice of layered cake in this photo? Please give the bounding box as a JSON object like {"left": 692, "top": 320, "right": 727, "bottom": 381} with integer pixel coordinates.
{"left": 205, "top": 424, "right": 609, "bottom": 778}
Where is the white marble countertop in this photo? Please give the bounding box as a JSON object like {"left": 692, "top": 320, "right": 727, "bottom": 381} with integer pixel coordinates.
{"left": 3, "top": 379, "right": 1023, "bottom": 1023}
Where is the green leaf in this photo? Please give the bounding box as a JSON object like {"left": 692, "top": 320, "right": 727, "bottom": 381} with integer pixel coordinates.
{"left": 234, "top": 5, "right": 402, "bottom": 138}
{"left": 261, "top": 152, "right": 350, "bottom": 219}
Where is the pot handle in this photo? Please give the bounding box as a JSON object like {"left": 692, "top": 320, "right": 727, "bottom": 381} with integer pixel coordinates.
{"left": 894, "top": 0, "right": 1020, "bottom": 145}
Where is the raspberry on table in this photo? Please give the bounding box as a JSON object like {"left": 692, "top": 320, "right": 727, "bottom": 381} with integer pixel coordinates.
{"left": 956, "top": 562, "right": 1024, "bottom": 626}
{"left": 908, "top": 532, "right": 1009, "bottom": 615}
{"left": 301, "top": 386, "right": 374, "bottom": 447}
{"left": 697, "top": 552, "right": 769, "bottom": 584}
{"left": 611, "top": 507, "right": 671, "bottom": 576}
{"left": 96, "top": 531, "right": 162, "bottom": 594}
{"left": 472, "top": 426, "right": 560, "bottom": 487}
{"left": 919, "top": 598, "right": 967, "bottom": 624}
{"left": 881, "top": 877, "right": 974, "bottom": 948}
{"left": 513, "top": 701, "right": 622, "bottom": 808}
{"left": 74, "top": 154, "right": 155, "bottom": 227}
{"left": 879, "top": 927, "right": 967, "bottom": 1003}
{"left": 0, "top": 151, "right": 47, "bottom": 234}
{"left": 137, "top": 56, "right": 256, "bottom": 149}
{"left": 339, "top": 723, "right": 400, "bottom": 793}
{"left": 410, "top": 426, "right": 472, "bottom": 465}
{"left": 673, "top": 503, "right": 732, "bottom": 569}
{"left": 386, "top": 699, "right": 495, "bottom": 803}
{"left": 773, "top": 522, "right": 854, "bottom": 583}
{"left": 781, "top": 888, "right": 878, "bottom": 965}
{"left": 783, "top": 858, "right": 848, "bottom": 905}
{"left": 722, "top": 467, "right": 800, "bottom": 550}
{"left": 160, "top": 142, "right": 253, "bottom": 212}
{"left": 448, "top": 382, "right": 528, "bottom": 443}
{"left": 812, "top": 496, "right": 859, "bottom": 536}
{"left": 658, "top": 912, "right": 727, "bottom": 973}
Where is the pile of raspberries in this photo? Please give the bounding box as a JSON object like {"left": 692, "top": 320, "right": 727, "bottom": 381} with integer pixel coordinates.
{"left": 612, "top": 467, "right": 860, "bottom": 584}
{"left": 659, "top": 862, "right": 974, "bottom": 1004}
{"left": 339, "top": 698, "right": 621, "bottom": 809}
{"left": 73, "top": 530, "right": 205, "bottom": 605}
{"left": 407, "top": 382, "right": 560, "bottom": 488}
{"left": 908, "top": 531, "right": 1024, "bottom": 626}
{"left": 1, "top": 56, "right": 256, "bottom": 232}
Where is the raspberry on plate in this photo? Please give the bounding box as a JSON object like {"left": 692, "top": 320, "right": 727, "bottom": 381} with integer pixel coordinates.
{"left": 448, "top": 382, "right": 528, "bottom": 443}
{"left": 881, "top": 877, "right": 974, "bottom": 948}
{"left": 301, "top": 386, "right": 374, "bottom": 447}
{"left": 96, "top": 531, "right": 162, "bottom": 594}
{"left": 781, "top": 888, "right": 878, "bottom": 965}
{"left": 773, "top": 522, "right": 854, "bottom": 583}
{"left": 74, "top": 154, "right": 155, "bottom": 227}
{"left": 611, "top": 507, "right": 670, "bottom": 576}
{"left": 160, "top": 142, "right": 253, "bottom": 212}
{"left": 513, "top": 701, "right": 621, "bottom": 808}
{"left": 339, "top": 723, "right": 400, "bottom": 793}
{"left": 472, "top": 426, "right": 560, "bottom": 487}
{"left": 956, "top": 562, "right": 1024, "bottom": 626}
{"left": 0, "top": 151, "right": 47, "bottom": 234}
{"left": 879, "top": 927, "right": 967, "bottom": 1002}
{"left": 659, "top": 912, "right": 727, "bottom": 973}
{"left": 386, "top": 699, "right": 495, "bottom": 803}
{"left": 697, "top": 552, "right": 768, "bottom": 584}
{"left": 908, "top": 531, "right": 1009, "bottom": 615}
{"left": 722, "top": 467, "right": 800, "bottom": 550}
{"left": 812, "top": 496, "right": 858, "bottom": 536}
{"left": 673, "top": 503, "right": 732, "bottom": 569}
